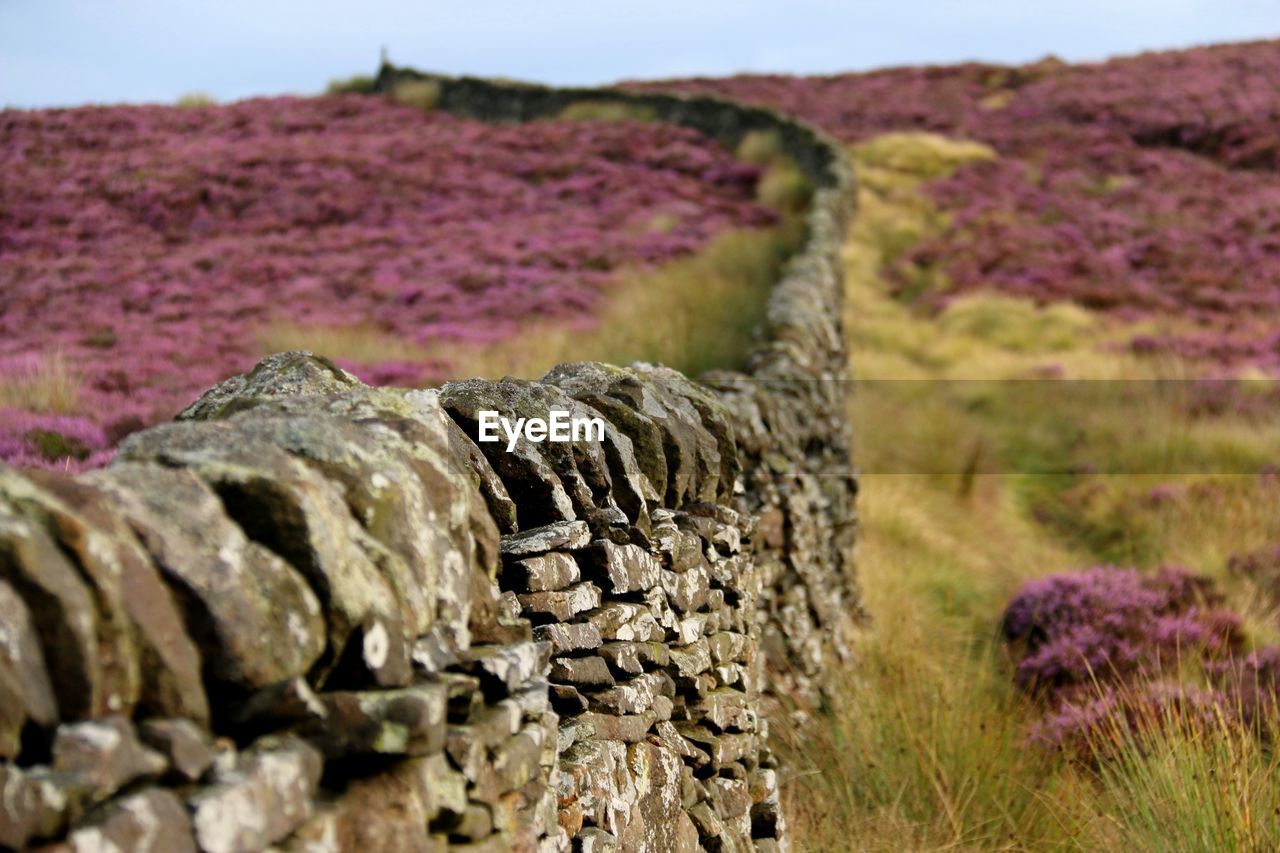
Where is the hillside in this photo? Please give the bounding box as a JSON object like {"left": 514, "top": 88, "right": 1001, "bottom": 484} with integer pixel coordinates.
{"left": 0, "top": 93, "right": 775, "bottom": 468}
{"left": 632, "top": 39, "right": 1280, "bottom": 372}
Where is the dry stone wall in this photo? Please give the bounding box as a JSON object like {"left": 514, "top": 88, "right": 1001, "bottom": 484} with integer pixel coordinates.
{"left": 0, "top": 70, "right": 859, "bottom": 852}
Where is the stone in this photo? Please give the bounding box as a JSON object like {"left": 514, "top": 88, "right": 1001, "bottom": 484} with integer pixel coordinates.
{"left": 508, "top": 552, "right": 581, "bottom": 592}
{"left": 533, "top": 622, "right": 603, "bottom": 654}
{"left": 618, "top": 742, "right": 692, "bottom": 853}
{"left": 661, "top": 567, "right": 712, "bottom": 613}
{"left": 518, "top": 583, "right": 602, "bottom": 622}
{"left": 450, "top": 804, "right": 493, "bottom": 840}
{"left": 489, "top": 729, "right": 543, "bottom": 795}
{"left": 85, "top": 463, "right": 325, "bottom": 689}
{"left": 441, "top": 380, "right": 582, "bottom": 526}
{"left": 577, "top": 827, "right": 620, "bottom": 852}
{"left": 114, "top": 421, "right": 413, "bottom": 689}
{"left": 139, "top": 718, "right": 217, "bottom": 782}
{"left": 598, "top": 641, "right": 669, "bottom": 674}
{"left": 708, "top": 631, "right": 749, "bottom": 667}
{"left": 550, "top": 684, "right": 589, "bottom": 715}
{"left": 21, "top": 470, "right": 212, "bottom": 725}
{"left": 52, "top": 716, "right": 167, "bottom": 802}
{"left": 586, "top": 604, "right": 664, "bottom": 643}
{"left": 668, "top": 639, "right": 712, "bottom": 678}
{"left": 570, "top": 712, "right": 656, "bottom": 743}
{"left": 687, "top": 689, "right": 753, "bottom": 731}
{"left": 0, "top": 578, "right": 57, "bottom": 758}
{"left": 708, "top": 777, "right": 752, "bottom": 819}
{"left": 589, "top": 672, "right": 673, "bottom": 715}
{"left": 65, "top": 789, "right": 196, "bottom": 853}
{"left": 688, "top": 801, "right": 723, "bottom": 838}
{"left": 549, "top": 655, "right": 615, "bottom": 687}
{"left": 0, "top": 499, "right": 110, "bottom": 721}
{"left": 177, "top": 351, "right": 363, "bottom": 421}
{"left": 581, "top": 541, "right": 661, "bottom": 594}
{"left": 189, "top": 735, "right": 323, "bottom": 853}
{"left": 223, "top": 401, "right": 482, "bottom": 643}
{"left": 458, "top": 641, "right": 550, "bottom": 694}
{"left": 306, "top": 681, "right": 449, "bottom": 758}
{"left": 0, "top": 764, "right": 91, "bottom": 849}
{"left": 500, "top": 521, "right": 591, "bottom": 557}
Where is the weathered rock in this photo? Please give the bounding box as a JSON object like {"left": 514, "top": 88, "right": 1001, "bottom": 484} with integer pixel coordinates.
{"left": 501, "top": 521, "right": 591, "bottom": 557}
{"left": 307, "top": 682, "right": 448, "bottom": 758}
{"left": 0, "top": 764, "right": 91, "bottom": 849}
{"left": 441, "top": 380, "right": 581, "bottom": 526}
{"left": 139, "top": 718, "right": 216, "bottom": 783}
{"left": 581, "top": 541, "right": 661, "bottom": 595}
{"left": 65, "top": 788, "right": 196, "bottom": 853}
{"left": 177, "top": 350, "right": 363, "bottom": 422}
{"left": 458, "top": 641, "right": 551, "bottom": 694}
{"left": 549, "top": 656, "right": 615, "bottom": 688}
{"left": 668, "top": 639, "right": 713, "bottom": 678}
{"left": 586, "top": 604, "right": 664, "bottom": 643}
{"left": 0, "top": 498, "right": 110, "bottom": 721}
{"left": 577, "top": 827, "right": 620, "bottom": 853}
{"left": 589, "top": 672, "right": 673, "bottom": 716}
{"left": 518, "top": 582, "right": 602, "bottom": 622}
{"left": 189, "top": 735, "right": 322, "bottom": 853}
{"left": 507, "top": 552, "right": 581, "bottom": 592}
{"left": 115, "top": 421, "right": 412, "bottom": 689}
{"left": 0, "top": 578, "right": 57, "bottom": 758}
{"left": 661, "top": 566, "right": 712, "bottom": 614}
{"left": 21, "top": 472, "right": 211, "bottom": 725}
{"left": 52, "top": 716, "right": 167, "bottom": 801}
{"left": 533, "top": 622, "right": 603, "bottom": 655}
{"left": 598, "top": 641, "right": 669, "bottom": 675}
{"left": 84, "top": 463, "right": 325, "bottom": 689}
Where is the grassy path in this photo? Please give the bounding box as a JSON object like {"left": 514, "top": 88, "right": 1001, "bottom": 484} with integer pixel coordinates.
{"left": 780, "top": 134, "right": 1280, "bottom": 851}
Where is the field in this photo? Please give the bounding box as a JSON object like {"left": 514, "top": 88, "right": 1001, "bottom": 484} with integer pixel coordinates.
{"left": 0, "top": 92, "right": 780, "bottom": 468}
{"left": 6, "top": 37, "right": 1280, "bottom": 850}
{"left": 632, "top": 40, "right": 1280, "bottom": 373}
{"left": 703, "top": 50, "right": 1280, "bottom": 849}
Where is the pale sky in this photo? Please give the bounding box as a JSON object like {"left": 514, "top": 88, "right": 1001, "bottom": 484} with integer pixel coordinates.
{"left": 3, "top": 0, "right": 1279, "bottom": 108}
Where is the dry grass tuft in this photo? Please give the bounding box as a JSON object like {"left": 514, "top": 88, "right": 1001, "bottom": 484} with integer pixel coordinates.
{"left": 257, "top": 321, "right": 436, "bottom": 366}
{"left": 554, "top": 100, "right": 658, "bottom": 122}
{"left": 0, "top": 354, "right": 83, "bottom": 414}
{"left": 391, "top": 79, "right": 441, "bottom": 112}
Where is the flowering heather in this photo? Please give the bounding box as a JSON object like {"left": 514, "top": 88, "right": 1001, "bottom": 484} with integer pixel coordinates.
{"left": 635, "top": 40, "right": 1280, "bottom": 370}
{"left": 1001, "top": 565, "right": 1240, "bottom": 694}
{"left": 0, "top": 94, "right": 774, "bottom": 468}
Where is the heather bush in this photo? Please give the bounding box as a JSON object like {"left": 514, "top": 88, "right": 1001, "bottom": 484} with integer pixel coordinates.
{"left": 1001, "top": 566, "right": 1241, "bottom": 695}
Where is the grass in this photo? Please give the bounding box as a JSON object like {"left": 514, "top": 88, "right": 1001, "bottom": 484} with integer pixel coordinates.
{"left": 780, "top": 131, "right": 1280, "bottom": 850}
{"left": 554, "top": 100, "right": 658, "bottom": 123}
{"left": 390, "top": 79, "right": 441, "bottom": 112}
{"left": 257, "top": 321, "right": 437, "bottom": 366}
{"left": 420, "top": 219, "right": 803, "bottom": 380}
{"left": 175, "top": 92, "right": 216, "bottom": 107}
{"left": 0, "top": 353, "right": 83, "bottom": 414}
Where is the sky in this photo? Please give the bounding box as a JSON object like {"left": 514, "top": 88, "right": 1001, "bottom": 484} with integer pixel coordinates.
{"left": 3, "top": 0, "right": 1279, "bottom": 108}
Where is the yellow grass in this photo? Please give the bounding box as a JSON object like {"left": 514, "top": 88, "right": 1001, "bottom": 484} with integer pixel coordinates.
{"left": 0, "top": 354, "right": 83, "bottom": 414}
{"left": 257, "top": 321, "right": 436, "bottom": 366}
{"left": 391, "top": 79, "right": 441, "bottom": 112}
